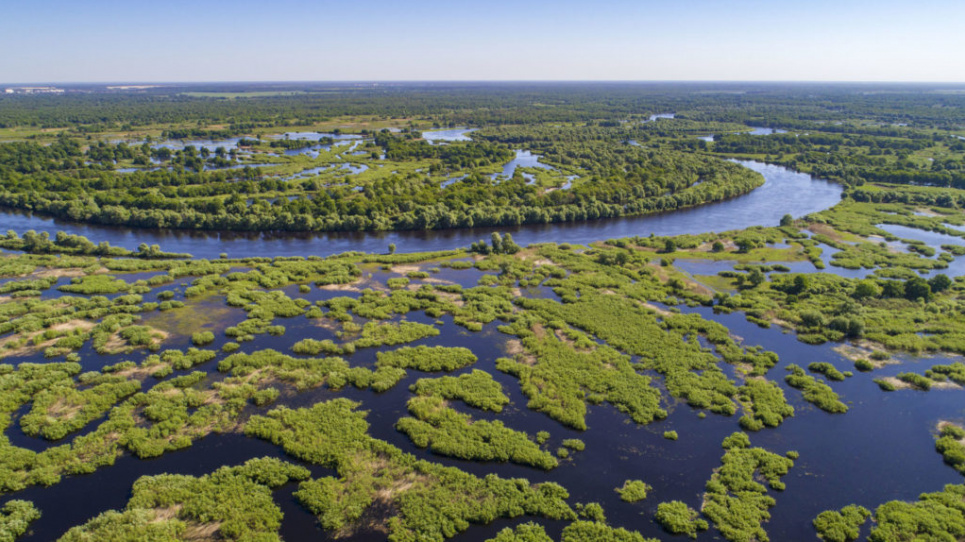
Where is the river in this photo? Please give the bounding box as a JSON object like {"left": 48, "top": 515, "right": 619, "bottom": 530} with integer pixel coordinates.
{"left": 0, "top": 161, "right": 842, "bottom": 259}
{"left": 7, "top": 160, "right": 965, "bottom": 542}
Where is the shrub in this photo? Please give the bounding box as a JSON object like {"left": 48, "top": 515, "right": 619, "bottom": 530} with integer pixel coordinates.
{"left": 655, "top": 501, "right": 708, "bottom": 538}
{"left": 191, "top": 331, "right": 215, "bottom": 346}
{"left": 616, "top": 480, "right": 651, "bottom": 502}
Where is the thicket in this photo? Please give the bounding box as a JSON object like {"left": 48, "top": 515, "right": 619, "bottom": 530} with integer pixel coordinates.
{"left": 785, "top": 365, "right": 849, "bottom": 413}
{"left": 813, "top": 505, "right": 871, "bottom": 542}
{"left": 655, "top": 501, "right": 708, "bottom": 539}
{"left": 409, "top": 370, "right": 509, "bottom": 412}
{"left": 397, "top": 395, "right": 558, "bottom": 470}
{"left": 245, "top": 399, "right": 576, "bottom": 539}
{"left": 615, "top": 480, "right": 651, "bottom": 502}
{"left": 701, "top": 432, "right": 795, "bottom": 542}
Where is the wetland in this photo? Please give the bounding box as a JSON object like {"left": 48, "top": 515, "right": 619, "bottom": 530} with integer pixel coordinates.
{"left": 0, "top": 82, "right": 964, "bottom": 541}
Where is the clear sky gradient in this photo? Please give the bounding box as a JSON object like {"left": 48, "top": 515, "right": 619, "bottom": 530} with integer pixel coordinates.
{"left": 2, "top": 0, "right": 963, "bottom": 83}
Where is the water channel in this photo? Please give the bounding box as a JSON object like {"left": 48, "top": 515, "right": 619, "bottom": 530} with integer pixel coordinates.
{"left": 5, "top": 157, "right": 965, "bottom": 541}
{"left": 0, "top": 161, "right": 842, "bottom": 260}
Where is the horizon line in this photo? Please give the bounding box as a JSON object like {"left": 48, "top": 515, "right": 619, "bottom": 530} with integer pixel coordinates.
{"left": 4, "top": 80, "right": 965, "bottom": 87}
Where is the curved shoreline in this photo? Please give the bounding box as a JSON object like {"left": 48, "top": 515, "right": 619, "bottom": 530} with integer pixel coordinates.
{"left": 0, "top": 161, "right": 842, "bottom": 259}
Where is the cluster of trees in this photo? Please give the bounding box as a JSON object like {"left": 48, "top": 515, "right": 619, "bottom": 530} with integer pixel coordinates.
{"left": 0, "top": 131, "right": 767, "bottom": 233}
{"left": 0, "top": 230, "right": 188, "bottom": 259}
{"left": 471, "top": 232, "right": 522, "bottom": 255}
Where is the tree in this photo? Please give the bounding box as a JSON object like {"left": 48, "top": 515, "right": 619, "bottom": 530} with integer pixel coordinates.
{"left": 491, "top": 232, "right": 504, "bottom": 254}
{"left": 712, "top": 240, "right": 725, "bottom": 253}
{"left": 735, "top": 237, "right": 756, "bottom": 253}
{"left": 747, "top": 268, "right": 765, "bottom": 288}
{"left": 852, "top": 279, "right": 880, "bottom": 300}
{"left": 780, "top": 214, "right": 794, "bottom": 227}
{"left": 791, "top": 275, "right": 810, "bottom": 295}
{"left": 928, "top": 274, "right": 952, "bottom": 293}
{"left": 388, "top": 243, "right": 397, "bottom": 255}
{"left": 904, "top": 277, "right": 932, "bottom": 301}
{"left": 663, "top": 239, "right": 677, "bottom": 253}
{"left": 881, "top": 280, "right": 905, "bottom": 298}
{"left": 502, "top": 233, "right": 520, "bottom": 254}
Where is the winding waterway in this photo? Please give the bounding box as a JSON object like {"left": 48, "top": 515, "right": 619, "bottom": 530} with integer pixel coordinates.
{"left": 5, "top": 159, "right": 965, "bottom": 542}
{"left": 0, "top": 161, "right": 842, "bottom": 259}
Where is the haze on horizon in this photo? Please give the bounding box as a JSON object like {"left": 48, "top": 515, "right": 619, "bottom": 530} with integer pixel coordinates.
{"left": 2, "top": 0, "right": 964, "bottom": 85}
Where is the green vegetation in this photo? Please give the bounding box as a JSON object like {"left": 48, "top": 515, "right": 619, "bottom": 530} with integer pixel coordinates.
{"left": 486, "top": 523, "right": 553, "bottom": 542}
{"left": 655, "top": 501, "right": 708, "bottom": 539}
{"left": 191, "top": 330, "right": 215, "bottom": 346}
{"left": 59, "top": 457, "right": 309, "bottom": 541}
{"left": 353, "top": 321, "right": 440, "bottom": 348}
{"left": 936, "top": 423, "right": 965, "bottom": 474}
{"left": 409, "top": 370, "right": 509, "bottom": 412}
{"left": 808, "top": 362, "right": 847, "bottom": 381}
{"left": 245, "top": 399, "right": 575, "bottom": 539}
{"left": 737, "top": 378, "right": 795, "bottom": 431}
{"left": 813, "top": 505, "right": 871, "bottom": 542}
{"left": 701, "top": 432, "right": 795, "bottom": 542}
{"left": 615, "top": 480, "right": 651, "bottom": 502}
{"left": 926, "top": 362, "right": 965, "bottom": 385}
{"left": 376, "top": 345, "right": 477, "bottom": 372}
{"left": 896, "top": 372, "right": 933, "bottom": 390}
{"left": 397, "top": 395, "right": 559, "bottom": 470}
{"left": 0, "top": 500, "right": 40, "bottom": 542}
{"left": 867, "top": 484, "right": 965, "bottom": 541}
{"left": 785, "top": 365, "right": 849, "bottom": 413}
{"left": 1, "top": 85, "right": 965, "bottom": 540}
{"left": 0, "top": 117, "right": 765, "bottom": 234}
{"left": 561, "top": 439, "right": 585, "bottom": 451}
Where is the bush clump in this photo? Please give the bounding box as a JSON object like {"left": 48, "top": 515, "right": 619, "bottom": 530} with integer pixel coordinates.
{"left": 655, "top": 501, "right": 708, "bottom": 538}
{"left": 616, "top": 480, "right": 651, "bottom": 503}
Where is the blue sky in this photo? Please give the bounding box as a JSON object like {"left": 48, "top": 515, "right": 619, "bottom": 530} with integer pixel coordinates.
{"left": 2, "top": 0, "right": 963, "bottom": 83}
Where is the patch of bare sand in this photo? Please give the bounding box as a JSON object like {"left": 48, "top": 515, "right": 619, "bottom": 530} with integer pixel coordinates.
{"left": 696, "top": 240, "right": 738, "bottom": 252}
{"left": 504, "top": 339, "right": 524, "bottom": 356}
{"left": 807, "top": 223, "right": 847, "bottom": 242}
{"left": 878, "top": 376, "right": 955, "bottom": 391}
{"left": 390, "top": 265, "right": 421, "bottom": 275}
{"left": 878, "top": 376, "right": 914, "bottom": 390}
{"left": 833, "top": 343, "right": 897, "bottom": 368}
{"left": 640, "top": 301, "right": 674, "bottom": 318}
{"left": 34, "top": 267, "right": 86, "bottom": 279}
{"left": 0, "top": 319, "right": 96, "bottom": 358}
{"left": 319, "top": 280, "right": 363, "bottom": 292}
{"left": 115, "top": 362, "right": 171, "bottom": 380}
{"left": 149, "top": 506, "right": 182, "bottom": 524}
{"left": 46, "top": 397, "right": 84, "bottom": 421}
{"left": 312, "top": 318, "right": 342, "bottom": 332}
{"left": 51, "top": 319, "right": 95, "bottom": 333}
{"left": 434, "top": 291, "right": 464, "bottom": 307}
{"left": 102, "top": 327, "right": 168, "bottom": 354}
{"left": 938, "top": 421, "right": 965, "bottom": 445}
{"left": 182, "top": 521, "right": 222, "bottom": 541}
